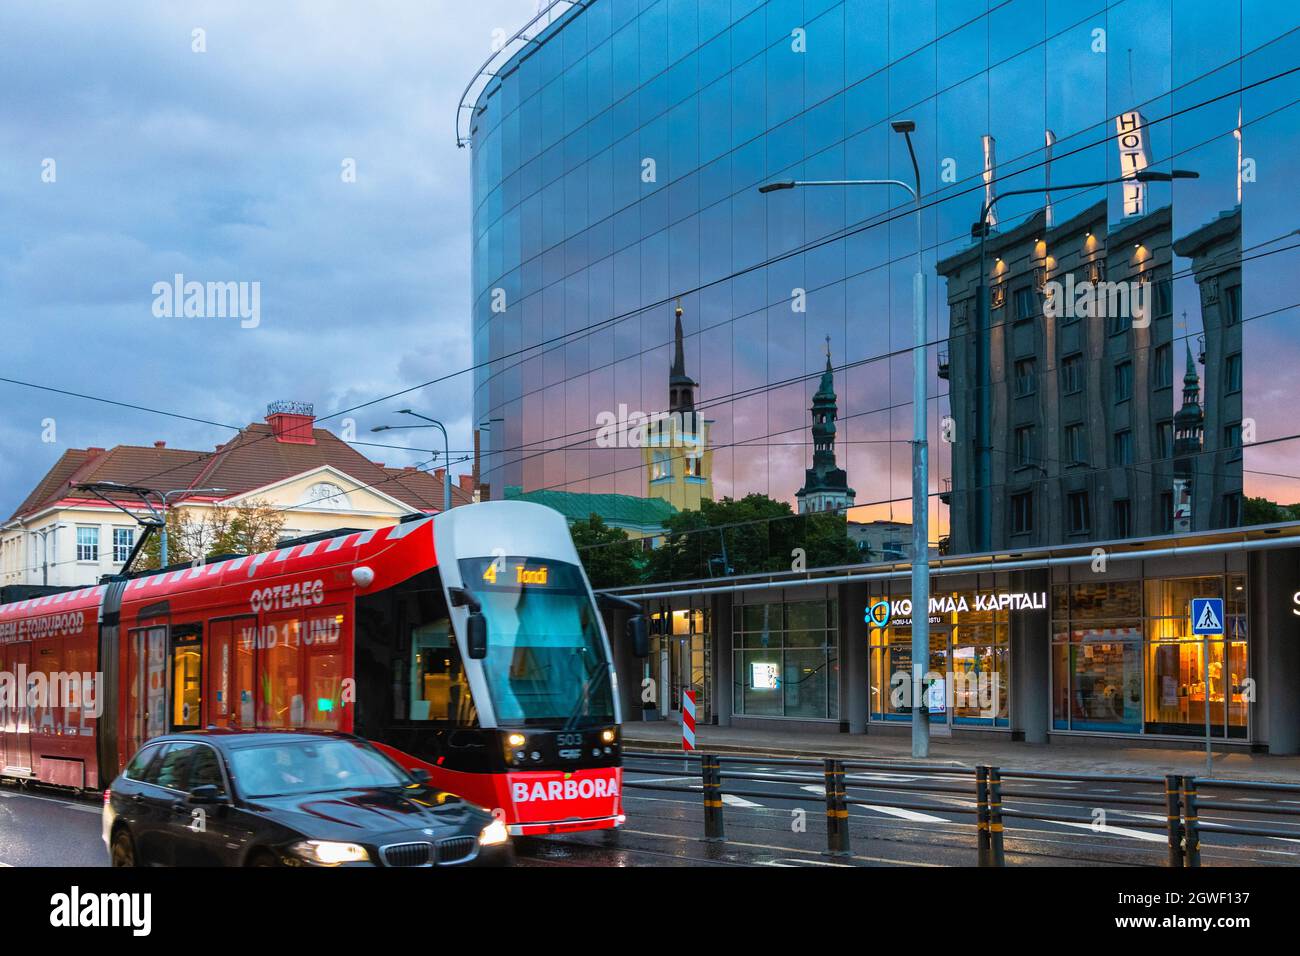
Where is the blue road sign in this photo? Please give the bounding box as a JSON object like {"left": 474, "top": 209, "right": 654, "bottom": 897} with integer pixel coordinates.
{"left": 1191, "top": 597, "right": 1225, "bottom": 635}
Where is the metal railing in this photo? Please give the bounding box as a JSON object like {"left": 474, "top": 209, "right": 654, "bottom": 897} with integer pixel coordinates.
{"left": 622, "top": 750, "right": 1300, "bottom": 866}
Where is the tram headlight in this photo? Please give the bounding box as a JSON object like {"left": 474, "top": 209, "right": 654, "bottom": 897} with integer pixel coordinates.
{"left": 289, "top": 840, "right": 370, "bottom": 865}
{"left": 479, "top": 818, "right": 510, "bottom": 847}
{"left": 506, "top": 733, "right": 526, "bottom": 748}
{"left": 601, "top": 728, "right": 617, "bottom": 744}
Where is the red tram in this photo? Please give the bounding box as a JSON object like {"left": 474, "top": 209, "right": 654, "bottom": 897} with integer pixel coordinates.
{"left": 0, "top": 500, "right": 639, "bottom": 835}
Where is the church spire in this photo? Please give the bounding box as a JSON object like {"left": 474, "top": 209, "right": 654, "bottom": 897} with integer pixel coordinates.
{"left": 796, "top": 339, "right": 855, "bottom": 514}
{"left": 669, "top": 298, "right": 696, "bottom": 414}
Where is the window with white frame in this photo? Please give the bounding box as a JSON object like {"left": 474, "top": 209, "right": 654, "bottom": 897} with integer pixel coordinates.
{"left": 77, "top": 526, "right": 100, "bottom": 562}
{"left": 113, "top": 527, "right": 135, "bottom": 564}
{"left": 650, "top": 450, "right": 671, "bottom": 481}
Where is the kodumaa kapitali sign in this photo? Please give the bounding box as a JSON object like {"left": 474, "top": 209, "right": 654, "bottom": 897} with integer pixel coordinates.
{"left": 867, "top": 591, "right": 1048, "bottom": 627}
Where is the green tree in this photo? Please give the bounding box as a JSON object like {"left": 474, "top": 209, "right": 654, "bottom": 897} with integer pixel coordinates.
{"left": 1243, "top": 496, "right": 1300, "bottom": 526}
{"left": 799, "top": 511, "right": 863, "bottom": 568}
{"left": 134, "top": 498, "right": 285, "bottom": 570}
{"left": 644, "top": 494, "right": 860, "bottom": 582}
{"left": 210, "top": 499, "right": 286, "bottom": 556}
{"left": 569, "top": 514, "right": 644, "bottom": 589}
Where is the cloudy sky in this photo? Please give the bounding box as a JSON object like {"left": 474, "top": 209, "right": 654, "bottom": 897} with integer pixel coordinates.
{"left": 0, "top": 0, "right": 539, "bottom": 509}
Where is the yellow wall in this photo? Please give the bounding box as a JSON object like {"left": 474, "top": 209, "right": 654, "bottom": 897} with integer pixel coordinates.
{"left": 643, "top": 418, "right": 713, "bottom": 511}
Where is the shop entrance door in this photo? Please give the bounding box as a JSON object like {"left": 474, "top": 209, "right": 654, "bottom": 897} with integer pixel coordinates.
{"left": 668, "top": 632, "right": 710, "bottom": 725}
{"left": 926, "top": 626, "right": 952, "bottom": 737}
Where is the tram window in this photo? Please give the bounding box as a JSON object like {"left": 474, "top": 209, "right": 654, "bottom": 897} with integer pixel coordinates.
{"left": 304, "top": 608, "right": 345, "bottom": 730}
{"left": 409, "top": 620, "right": 476, "bottom": 725}
{"left": 234, "top": 619, "right": 255, "bottom": 727}
{"left": 260, "top": 614, "right": 303, "bottom": 728}
{"left": 306, "top": 645, "right": 344, "bottom": 731}
{"left": 208, "top": 620, "right": 232, "bottom": 725}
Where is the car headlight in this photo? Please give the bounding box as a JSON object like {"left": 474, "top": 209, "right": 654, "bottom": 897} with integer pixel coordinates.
{"left": 478, "top": 818, "right": 510, "bottom": 847}
{"left": 289, "top": 840, "right": 370, "bottom": 865}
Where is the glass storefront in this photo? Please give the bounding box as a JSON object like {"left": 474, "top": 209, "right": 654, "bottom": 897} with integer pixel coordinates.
{"left": 868, "top": 594, "right": 1010, "bottom": 727}
{"left": 732, "top": 599, "right": 839, "bottom": 720}
{"left": 1051, "top": 574, "right": 1248, "bottom": 738}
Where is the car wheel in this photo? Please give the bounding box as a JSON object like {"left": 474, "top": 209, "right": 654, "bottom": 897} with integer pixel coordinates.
{"left": 110, "top": 828, "right": 136, "bottom": 868}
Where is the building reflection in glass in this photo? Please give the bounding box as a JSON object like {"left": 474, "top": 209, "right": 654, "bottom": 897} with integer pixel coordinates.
{"left": 466, "top": 0, "right": 1297, "bottom": 570}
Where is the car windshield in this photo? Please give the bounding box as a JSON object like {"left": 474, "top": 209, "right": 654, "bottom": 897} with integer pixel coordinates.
{"left": 458, "top": 556, "right": 614, "bottom": 727}
{"left": 229, "top": 739, "right": 410, "bottom": 798}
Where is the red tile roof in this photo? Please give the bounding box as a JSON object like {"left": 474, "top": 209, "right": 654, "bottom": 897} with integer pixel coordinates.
{"left": 382, "top": 466, "right": 474, "bottom": 510}
{"left": 7, "top": 419, "right": 471, "bottom": 521}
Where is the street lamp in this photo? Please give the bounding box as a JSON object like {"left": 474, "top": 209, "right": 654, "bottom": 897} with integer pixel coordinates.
{"left": 372, "top": 410, "right": 453, "bottom": 512}
{"left": 152, "top": 487, "right": 227, "bottom": 566}
{"left": 758, "top": 119, "right": 933, "bottom": 757}
{"left": 969, "top": 168, "right": 1199, "bottom": 551}
{"left": 33, "top": 523, "right": 66, "bottom": 585}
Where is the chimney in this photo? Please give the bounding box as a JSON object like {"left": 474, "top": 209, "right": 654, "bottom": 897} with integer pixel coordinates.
{"left": 154, "top": 440, "right": 166, "bottom": 449}
{"left": 458, "top": 474, "right": 475, "bottom": 495}
{"left": 435, "top": 468, "right": 446, "bottom": 482}
{"left": 266, "top": 400, "right": 316, "bottom": 445}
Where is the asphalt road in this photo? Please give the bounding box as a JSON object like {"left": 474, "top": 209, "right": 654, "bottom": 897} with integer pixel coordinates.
{"left": 0, "top": 785, "right": 106, "bottom": 867}
{"left": 4, "top": 759, "right": 1299, "bottom": 868}
{"left": 517, "top": 754, "right": 1300, "bottom": 867}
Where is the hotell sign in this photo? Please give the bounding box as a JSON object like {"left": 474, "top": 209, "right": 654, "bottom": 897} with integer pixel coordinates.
{"left": 867, "top": 591, "right": 1048, "bottom": 627}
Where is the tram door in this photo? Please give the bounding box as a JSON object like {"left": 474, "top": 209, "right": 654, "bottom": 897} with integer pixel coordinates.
{"left": 169, "top": 624, "right": 203, "bottom": 732}
{"left": 205, "top": 617, "right": 260, "bottom": 730}
{"left": 0, "top": 643, "right": 33, "bottom": 770}
{"left": 125, "top": 626, "right": 168, "bottom": 756}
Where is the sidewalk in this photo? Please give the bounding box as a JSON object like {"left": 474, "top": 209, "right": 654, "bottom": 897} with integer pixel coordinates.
{"left": 623, "top": 720, "right": 1300, "bottom": 783}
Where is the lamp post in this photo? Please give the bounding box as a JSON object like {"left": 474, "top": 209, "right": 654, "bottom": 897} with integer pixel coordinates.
{"left": 34, "top": 523, "right": 66, "bottom": 585}
{"left": 372, "top": 410, "right": 453, "bottom": 512}
{"left": 759, "top": 120, "right": 933, "bottom": 757}
{"left": 969, "top": 168, "right": 1199, "bottom": 551}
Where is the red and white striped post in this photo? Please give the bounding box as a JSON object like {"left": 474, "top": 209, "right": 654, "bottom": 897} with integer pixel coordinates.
{"left": 682, "top": 689, "right": 697, "bottom": 751}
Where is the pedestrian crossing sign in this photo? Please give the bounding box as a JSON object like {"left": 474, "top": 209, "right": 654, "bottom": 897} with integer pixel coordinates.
{"left": 1191, "top": 597, "right": 1225, "bottom": 635}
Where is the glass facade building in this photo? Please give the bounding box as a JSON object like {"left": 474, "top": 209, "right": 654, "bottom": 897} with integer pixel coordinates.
{"left": 468, "top": 0, "right": 1300, "bottom": 567}
{"left": 465, "top": 1, "right": 1300, "bottom": 751}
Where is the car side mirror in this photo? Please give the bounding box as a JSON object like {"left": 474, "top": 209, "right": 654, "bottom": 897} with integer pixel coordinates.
{"left": 467, "top": 610, "right": 488, "bottom": 660}
{"left": 188, "top": 784, "right": 225, "bottom": 805}
{"left": 628, "top": 615, "right": 649, "bottom": 658}
{"left": 409, "top": 767, "right": 431, "bottom": 784}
